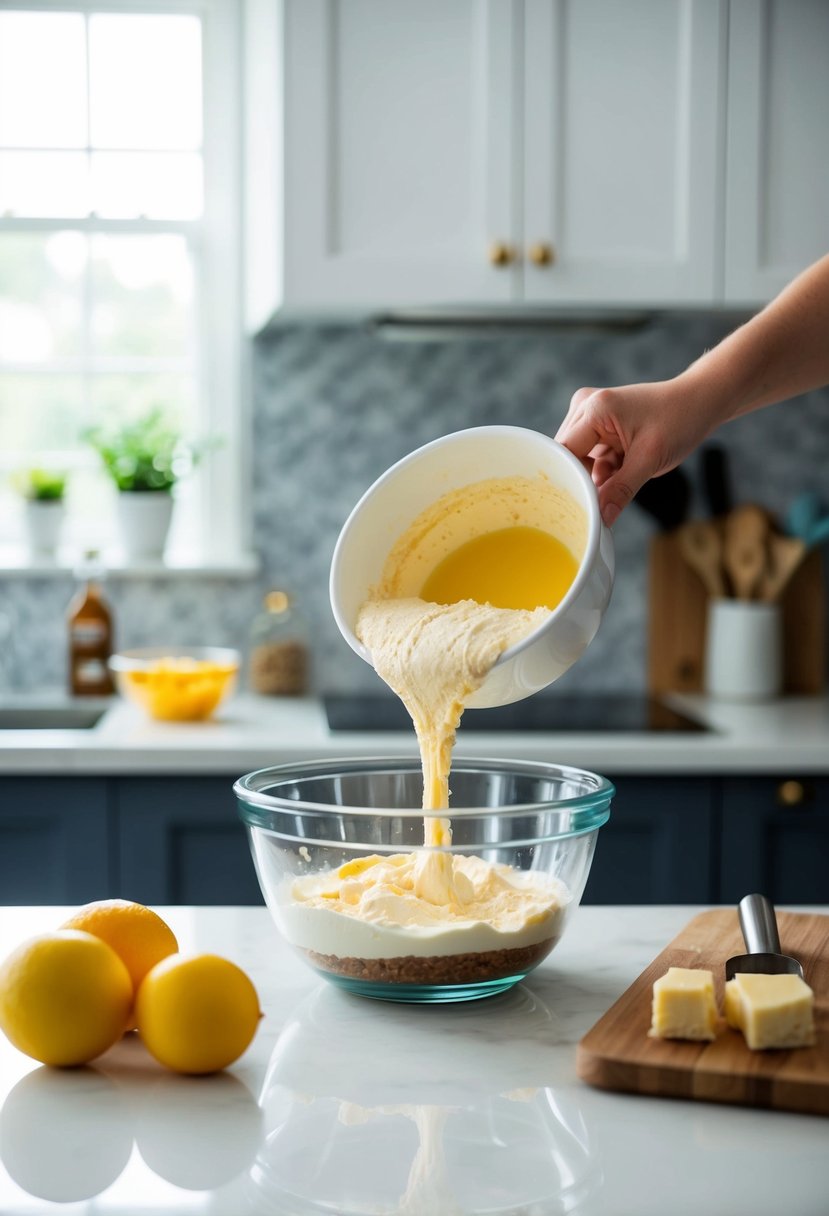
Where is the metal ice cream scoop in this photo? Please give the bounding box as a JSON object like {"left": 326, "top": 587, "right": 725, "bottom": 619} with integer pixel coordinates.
{"left": 725, "top": 893, "right": 804, "bottom": 981}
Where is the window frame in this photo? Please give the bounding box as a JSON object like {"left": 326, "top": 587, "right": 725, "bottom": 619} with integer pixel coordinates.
{"left": 0, "top": 0, "right": 251, "bottom": 573}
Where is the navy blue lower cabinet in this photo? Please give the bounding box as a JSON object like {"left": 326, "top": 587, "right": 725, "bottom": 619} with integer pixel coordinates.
{"left": 115, "top": 778, "right": 264, "bottom": 906}
{"left": 0, "top": 779, "right": 111, "bottom": 904}
{"left": 12, "top": 771, "right": 823, "bottom": 908}
{"left": 719, "top": 777, "right": 829, "bottom": 904}
{"left": 581, "top": 777, "right": 717, "bottom": 904}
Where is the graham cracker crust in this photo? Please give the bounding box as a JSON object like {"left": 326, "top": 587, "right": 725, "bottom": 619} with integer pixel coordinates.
{"left": 304, "top": 937, "right": 557, "bottom": 986}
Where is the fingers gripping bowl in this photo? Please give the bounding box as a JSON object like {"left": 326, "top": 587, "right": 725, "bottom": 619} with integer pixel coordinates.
{"left": 235, "top": 759, "right": 613, "bottom": 1003}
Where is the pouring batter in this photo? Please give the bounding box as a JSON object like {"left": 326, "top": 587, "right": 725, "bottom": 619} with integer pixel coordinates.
{"left": 287, "top": 475, "right": 581, "bottom": 984}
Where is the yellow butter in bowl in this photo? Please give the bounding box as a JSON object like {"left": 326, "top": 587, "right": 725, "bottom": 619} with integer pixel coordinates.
{"left": 420, "top": 524, "right": 578, "bottom": 613}
{"left": 111, "top": 648, "right": 240, "bottom": 721}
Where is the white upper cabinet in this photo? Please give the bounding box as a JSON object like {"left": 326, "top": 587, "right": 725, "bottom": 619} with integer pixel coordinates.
{"left": 523, "top": 0, "right": 724, "bottom": 305}
{"left": 263, "top": 0, "right": 521, "bottom": 315}
{"left": 724, "top": 0, "right": 829, "bottom": 303}
{"left": 244, "top": 0, "right": 828, "bottom": 323}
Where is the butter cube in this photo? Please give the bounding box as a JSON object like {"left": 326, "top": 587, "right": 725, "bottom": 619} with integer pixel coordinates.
{"left": 650, "top": 967, "right": 718, "bottom": 1041}
{"left": 724, "top": 972, "right": 816, "bottom": 1050}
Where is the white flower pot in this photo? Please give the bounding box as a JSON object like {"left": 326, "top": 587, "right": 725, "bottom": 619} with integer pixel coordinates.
{"left": 24, "top": 499, "right": 64, "bottom": 556}
{"left": 117, "top": 491, "right": 174, "bottom": 560}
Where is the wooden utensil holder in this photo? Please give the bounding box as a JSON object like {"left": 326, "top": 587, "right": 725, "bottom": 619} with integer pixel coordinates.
{"left": 647, "top": 532, "right": 825, "bottom": 695}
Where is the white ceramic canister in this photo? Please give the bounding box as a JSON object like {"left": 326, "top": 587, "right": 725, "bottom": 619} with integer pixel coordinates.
{"left": 704, "top": 598, "right": 782, "bottom": 701}
{"left": 329, "top": 426, "right": 615, "bottom": 708}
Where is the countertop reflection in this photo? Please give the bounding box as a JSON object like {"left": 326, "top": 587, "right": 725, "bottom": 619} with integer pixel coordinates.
{"left": 0, "top": 905, "right": 826, "bottom": 1216}
{"left": 249, "top": 984, "right": 599, "bottom": 1215}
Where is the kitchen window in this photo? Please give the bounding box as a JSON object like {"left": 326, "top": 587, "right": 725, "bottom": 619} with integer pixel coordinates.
{"left": 0, "top": 0, "right": 249, "bottom": 571}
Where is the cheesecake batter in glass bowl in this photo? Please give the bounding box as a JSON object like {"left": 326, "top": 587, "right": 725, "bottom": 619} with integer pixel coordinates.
{"left": 235, "top": 758, "right": 613, "bottom": 1003}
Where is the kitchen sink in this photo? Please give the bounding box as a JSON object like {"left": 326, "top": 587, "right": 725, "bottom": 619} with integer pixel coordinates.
{"left": 0, "top": 707, "right": 106, "bottom": 730}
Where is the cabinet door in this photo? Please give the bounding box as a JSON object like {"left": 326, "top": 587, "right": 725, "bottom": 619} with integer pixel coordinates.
{"left": 720, "top": 778, "right": 829, "bottom": 904}
{"left": 281, "top": 0, "right": 520, "bottom": 309}
{"left": 116, "top": 779, "right": 264, "bottom": 906}
{"left": 523, "top": 0, "right": 724, "bottom": 304}
{"left": 724, "top": 0, "right": 829, "bottom": 303}
{"left": 0, "top": 779, "right": 110, "bottom": 904}
{"left": 582, "top": 777, "right": 716, "bottom": 904}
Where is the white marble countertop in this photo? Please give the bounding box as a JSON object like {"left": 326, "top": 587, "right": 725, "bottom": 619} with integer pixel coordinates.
{"left": 1, "top": 690, "right": 828, "bottom": 775}
{"left": 0, "top": 904, "right": 825, "bottom": 1216}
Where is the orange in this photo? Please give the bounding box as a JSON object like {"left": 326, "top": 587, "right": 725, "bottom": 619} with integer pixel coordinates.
{"left": 60, "top": 900, "right": 178, "bottom": 996}
{"left": 135, "top": 954, "right": 261, "bottom": 1075}
{"left": 0, "top": 930, "right": 132, "bottom": 1067}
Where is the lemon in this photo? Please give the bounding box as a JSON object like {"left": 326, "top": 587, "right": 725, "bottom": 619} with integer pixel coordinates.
{"left": 136, "top": 954, "right": 261, "bottom": 1075}
{"left": 61, "top": 899, "right": 178, "bottom": 995}
{"left": 0, "top": 931, "right": 132, "bottom": 1067}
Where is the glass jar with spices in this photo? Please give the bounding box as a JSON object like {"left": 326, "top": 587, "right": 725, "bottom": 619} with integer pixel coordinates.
{"left": 248, "top": 591, "right": 309, "bottom": 695}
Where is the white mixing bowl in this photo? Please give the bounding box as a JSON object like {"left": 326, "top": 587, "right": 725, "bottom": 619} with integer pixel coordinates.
{"left": 329, "top": 425, "right": 614, "bottom": 708}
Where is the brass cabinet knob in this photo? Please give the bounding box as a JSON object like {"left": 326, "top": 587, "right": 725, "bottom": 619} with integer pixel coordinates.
{"left": 528, "top": 241, "right": 555, "bottom": 267}
{"left": 489, "top": 241, "right": 514, "bottom": 267}
{"left": 777, "top": 779, "right": 806, "bottom": 807}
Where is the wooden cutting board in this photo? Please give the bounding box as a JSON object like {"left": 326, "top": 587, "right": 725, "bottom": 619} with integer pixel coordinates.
{"left": 577, "top": 909, "right": 829, "bottom": 1115}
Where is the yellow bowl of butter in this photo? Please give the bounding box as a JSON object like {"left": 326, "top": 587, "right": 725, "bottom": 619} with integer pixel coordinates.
{"left": 110, "top": 647, "right": 240, "bottom": 721}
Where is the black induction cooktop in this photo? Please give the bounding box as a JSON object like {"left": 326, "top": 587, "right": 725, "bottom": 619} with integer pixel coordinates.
{"left": 323, "top": 693, "right": 711, "bottom": 734}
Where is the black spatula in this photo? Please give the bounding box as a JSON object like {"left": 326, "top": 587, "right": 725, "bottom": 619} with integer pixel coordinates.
{"left": 633, "top": 466, "right": 691, "bottom": 531}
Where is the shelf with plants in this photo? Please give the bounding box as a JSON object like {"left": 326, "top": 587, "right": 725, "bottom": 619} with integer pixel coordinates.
{"left": 2, "top": 411, "right": 258, "bottom": 576}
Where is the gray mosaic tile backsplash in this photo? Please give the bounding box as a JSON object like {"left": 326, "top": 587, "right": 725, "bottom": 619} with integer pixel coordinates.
{"left": 2, "top": 314, "right": 828, "bottom": 696}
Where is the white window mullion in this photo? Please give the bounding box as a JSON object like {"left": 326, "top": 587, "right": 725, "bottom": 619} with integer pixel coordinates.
{"left": 81, "top": 14, "right": 93, "bottom": 429}
{"left": 198, "top": 0, "right": 245, "bottom": 562}
{"left": 0, "top": 217, "right": 199, "bottom": 237}
{"left": 1, "top": 359, "right": 195, "bottom": 375}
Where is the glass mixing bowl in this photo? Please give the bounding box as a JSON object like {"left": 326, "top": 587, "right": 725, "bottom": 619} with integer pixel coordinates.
{"left": 234, "top": 758, "right": 613, "bottom": 1004}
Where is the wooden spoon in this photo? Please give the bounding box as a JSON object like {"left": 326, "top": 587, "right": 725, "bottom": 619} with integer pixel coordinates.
{"left": 678, "top": 521, "right": 726, "bottom": 598}
{"left": 759, "top": 534, "right": 806, "bottom": 602}
{"left": 723, "top": 505, "right": 769, "bottom": 600}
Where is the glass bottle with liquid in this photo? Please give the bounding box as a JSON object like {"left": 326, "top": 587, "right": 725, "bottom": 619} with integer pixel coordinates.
{"left": 248, "top": 590, "right": 309, "bottom": 695}
{"left": 67, "top": 550, "right": 115, "bottom": 696}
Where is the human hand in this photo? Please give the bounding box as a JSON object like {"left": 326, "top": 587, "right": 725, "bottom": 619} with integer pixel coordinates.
{"left": 555, "top": 380, "right": 713, "bottom": 526}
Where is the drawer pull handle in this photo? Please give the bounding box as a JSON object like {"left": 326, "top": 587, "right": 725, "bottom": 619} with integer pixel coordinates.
{"left": 777, "top": 779, "right": 806, "bottom": 807}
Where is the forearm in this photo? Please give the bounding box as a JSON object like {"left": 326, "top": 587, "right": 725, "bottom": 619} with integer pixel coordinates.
{"left": 677, "top": 253, "right": 829, "bottom": 424}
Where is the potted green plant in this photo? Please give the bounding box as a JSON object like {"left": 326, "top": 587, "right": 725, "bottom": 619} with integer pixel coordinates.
{"left": 14, "top": 468, "right": 67, "bottom": 557}
{"left": 85, "top": 409, "right": 198, "bottom": 560}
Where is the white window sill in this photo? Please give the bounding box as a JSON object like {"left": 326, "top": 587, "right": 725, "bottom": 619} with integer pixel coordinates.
{"left": 0, "top": 547, "right": 260, "bottom": 579}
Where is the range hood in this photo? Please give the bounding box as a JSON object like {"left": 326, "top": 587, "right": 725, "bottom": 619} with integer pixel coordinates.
{"left": 368, "top": 308, "right": 655, "bottom": 341}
